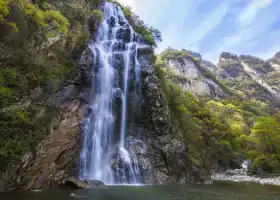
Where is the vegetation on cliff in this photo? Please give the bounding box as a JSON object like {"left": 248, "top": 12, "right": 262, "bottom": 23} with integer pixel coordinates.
{"left": 110, "top": 0, "right": 162, "bottom": 47}
{"left": 0, "top": 0, "right": 104, "bottom": 171}
{"left": 155, "top": 49, "right": 280, "bottom": 175}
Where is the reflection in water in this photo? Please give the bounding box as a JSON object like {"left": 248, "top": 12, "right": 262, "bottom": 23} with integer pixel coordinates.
{"left": 1, "top": 182, "right": 280, "bottom": 200}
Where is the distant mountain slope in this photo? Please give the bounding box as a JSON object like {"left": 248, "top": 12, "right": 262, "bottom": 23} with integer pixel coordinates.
{"left": 157, "top": 48, "right": 280, "bottom": 107}
{"left": 218, "top": 52, "right": 280, "bottom": 106}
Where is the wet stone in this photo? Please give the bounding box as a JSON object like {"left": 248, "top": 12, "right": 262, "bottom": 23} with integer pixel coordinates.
{"left": 111, "top": 41, "right": 126, "bottom": 52}
{"left": 107, "top": 16, "right": 116, "bottom": 27}
{"left": 116, "top": 28, "right": 131, "bottom": 43}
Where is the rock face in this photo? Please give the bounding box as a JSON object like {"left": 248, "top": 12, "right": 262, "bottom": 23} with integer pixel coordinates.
{"left": 64, "top": 178, "right": 91, "bottom": 189}
{"left": 64, "top": 178, "right": 105, "bottom": 189}
{"left": 218, "top": 52, "right": 280, "bottom": 105}
{"left": 0, "top": 47, "right": 94, "bottom": 191}
{"left": 160, "top": 52, "right": 226, "bottom": 98}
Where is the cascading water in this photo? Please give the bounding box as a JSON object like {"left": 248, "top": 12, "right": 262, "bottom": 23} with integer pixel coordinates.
{"left": 80, "top": 2, "right": 150, "bottom": 185}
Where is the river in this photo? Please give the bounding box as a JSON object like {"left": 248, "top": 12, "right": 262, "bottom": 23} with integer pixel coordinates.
{"left": 1, "top": 182, "right": 280, "bottom": 200}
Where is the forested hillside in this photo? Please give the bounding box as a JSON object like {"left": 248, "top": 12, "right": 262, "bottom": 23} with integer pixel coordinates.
{"left": 156, "top": 48, "right": 280, "bottom": 175}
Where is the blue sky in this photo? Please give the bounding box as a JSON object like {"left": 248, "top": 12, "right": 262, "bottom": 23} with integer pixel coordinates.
{"left": 117, "top": 0, "right": 280, "bottom": 63}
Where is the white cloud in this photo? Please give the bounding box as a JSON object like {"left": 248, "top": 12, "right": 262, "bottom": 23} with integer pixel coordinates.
{"left": 237, "top": 0, "right": 274, "bottom": 27}
{"left": 186, "top": 1, "right": 233, "bottom": 51}
{"left": 204, "top": 0, "right": 279, "bottom": 62}
{"left": 117, "top": 0, "right": 280, "bottom": 62}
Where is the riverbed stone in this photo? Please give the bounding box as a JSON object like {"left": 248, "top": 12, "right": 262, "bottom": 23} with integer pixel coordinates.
{"left": 64, "top": 178, "right": 90, "bottom": 189}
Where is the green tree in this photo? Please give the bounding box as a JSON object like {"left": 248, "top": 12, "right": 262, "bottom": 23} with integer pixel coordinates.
{"left": 248, "top": 113, "right": 280, "bottom": 173}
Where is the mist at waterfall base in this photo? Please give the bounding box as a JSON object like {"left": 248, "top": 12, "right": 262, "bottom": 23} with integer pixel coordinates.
{"left": 79, "top": 2, "right": 151, "bottom": 185}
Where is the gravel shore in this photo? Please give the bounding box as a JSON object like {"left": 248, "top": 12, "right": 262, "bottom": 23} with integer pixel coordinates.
{"left": 212, "top": 170, "right": 280, "bottom": 186}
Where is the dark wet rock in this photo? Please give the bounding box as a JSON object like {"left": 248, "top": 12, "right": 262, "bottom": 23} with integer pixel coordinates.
{"left": 79, "top": 48, "right": 94, "bottom": 85}
{"left": 112, "top": 52, "right": 125, "bottom": 69}
{"left": 111, "top": 41, "right": 126, "bottom": 52}
{"left": 107, "top": 16, "right": 116, "bottom": 27}
{"left": 114, "top": 88, "right": 123, "bottom": 99}
{"left": 77, "top": 90, "right": 91, "bottom": 104}
{"left": 116, "top": 28, "right": 131, "bottom": 43}
{"left": 86, "top": 180, "right": 105, "bottom": 187}
{"left": 64, "top": 178, "right": 90, "bottom": 189}
{"left": 141, "top": 65, "right": 154, "bottom": 76}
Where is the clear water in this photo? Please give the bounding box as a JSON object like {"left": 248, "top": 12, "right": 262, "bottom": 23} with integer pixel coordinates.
{"left": 79, "top": 2, "right": 148, "bottom": 184}
{"left": 1, "top": 182, "right": 280, "bottom": 200}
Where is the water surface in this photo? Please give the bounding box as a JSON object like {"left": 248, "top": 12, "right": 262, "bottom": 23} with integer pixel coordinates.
{"left": 1, "top": 182, "right": 280, "bottom": 200}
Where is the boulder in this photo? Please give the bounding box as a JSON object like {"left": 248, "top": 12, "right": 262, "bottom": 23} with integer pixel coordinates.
{"left": 86, "top": 180, "right": 105, "bottom": 187}
{"left": 64, "top": 178, "right": 90, "bottom": 189}
{"left": 64, "top": 178, "right": 105, "bottom": 189}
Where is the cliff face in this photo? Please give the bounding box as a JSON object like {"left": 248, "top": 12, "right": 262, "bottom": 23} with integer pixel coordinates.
{"left": 158, "top": 49, "right": 227, "bottom": 99}
{"left": 158, "top": 49, "right": 280, "bottom": 106}
{"left": 218, "top": 52, "right": 280, "bottom": 105}
{"left": 0, "top": 48, "right": 93, "bottom": 190}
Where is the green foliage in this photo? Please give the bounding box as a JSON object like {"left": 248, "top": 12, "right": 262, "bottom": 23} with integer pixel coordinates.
{"left": 119, "top": 4, "right": 161, "bottom": 46}
{"left": 91, "top": 9, "right": 104, "bottom": 22}
{"left": 155, "top": 54, "right": 280, "bottom": 174}
{"left": 264, "top": 71, "right": 280, "bottom": 89}
{"left": 0, "top": 0, "right": 10, "bottom": 23}
{"left": 160, "top": 48, "right": 188, "bottom": 60}
{"left": 0, "top": 0, "right": 104, "bottom": 171}
{"left": 247, "top": 113, "right": 280, "bottom": 173}
{"left": 19, "top": 0, "right": 69, "bottom": 36}
{"left": 0, "top": 107, "right": 54, "bottom": 170}
{"left": 156, "top": 63, "right": 234, "bottom": 172}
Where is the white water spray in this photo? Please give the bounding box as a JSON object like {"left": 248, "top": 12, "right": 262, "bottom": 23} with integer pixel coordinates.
{"left": 80, "top": 2, "right": 149, "bottom": 185}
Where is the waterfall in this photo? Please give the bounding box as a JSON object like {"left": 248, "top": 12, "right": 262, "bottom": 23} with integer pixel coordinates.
{"left": 79, "top": 2, "right": 149, "bottom": 185}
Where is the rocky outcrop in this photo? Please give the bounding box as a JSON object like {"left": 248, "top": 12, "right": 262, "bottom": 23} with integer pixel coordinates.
{"left": 159, "top": 52, "right": 226, "bottom": 98}
{"left": 64, "top": 178, "right": 105, "bottom": 189}
{"left": 218, "top": 52, "right": 280, "bottom": 105}
{"left": 64, "top": 178, "right": 91, "bottom": 189}
{"left": 134, "top": 49, "right": 211, "bottom": 184}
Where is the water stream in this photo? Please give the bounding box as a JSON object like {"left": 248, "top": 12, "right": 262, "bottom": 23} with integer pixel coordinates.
{"left": 79, "top": 2, "right": 147, "bottom": 185}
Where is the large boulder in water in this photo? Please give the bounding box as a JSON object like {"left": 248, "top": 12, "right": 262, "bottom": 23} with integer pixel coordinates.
{"left": 64, "top": 178, "right": 105, "bottom": 189}
{"left": 64, "top": 178, "right": 90, "bottom": 189}
{"left": 86, "top": 180, "right": 105, "bottom": 187}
